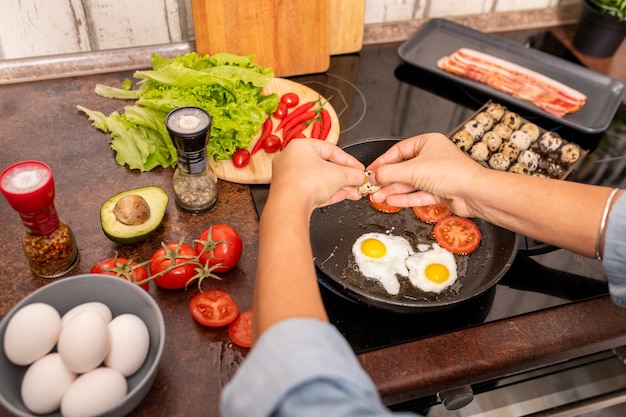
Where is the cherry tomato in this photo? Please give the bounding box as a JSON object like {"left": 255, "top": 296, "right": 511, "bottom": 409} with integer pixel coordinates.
{"left": 412, "top": 204, "right": 453, "bottom": 224}
{"left": 367, "top": 194, "right": 402, "bottom": 214}
{"left": 90, "top": 258, "right": 149, "bottom": 291}
{"left": 273, "top": 102, "right": 288, "bottom": 119}
{"left": 190, "top": 289, "right": 239, "bottom": 327}
{"left": 280, "top": 92, "right": 300, "bottom": 108}
{"left": 150, "top": 241, "right": 199, "bottom": 290}
{"left": 232, "top": 148, "right": 251, "bottom": 168}
{"left": 195, "top": 224, "right": 243, "bottom": 273}
{"left": 262, "top": 135, "right": 281, "bottom": 153}
{"left": 229, "top": 310, "right": 253, "bottom": 348}
{"left": 433, "top": 216, "right": 482, "bottom": 255}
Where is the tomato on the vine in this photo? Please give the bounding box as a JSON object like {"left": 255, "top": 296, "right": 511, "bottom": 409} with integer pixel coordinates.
{"left": 189, "top": 289, "right": 239, "bottom": 327}
{"left": 280, "top": 92, "right": 299, "bottom": 108}
{"left": 195, "top": 224, "right": 243, "bottom": 273}
{"left": 90, "top": 257, "right": 150, "bottom": 291}
{"left": 229, "top": 310, "right": 253, "bottom": 348}
{"left": 150, "top": 241, "right": 199, "bottom": 290}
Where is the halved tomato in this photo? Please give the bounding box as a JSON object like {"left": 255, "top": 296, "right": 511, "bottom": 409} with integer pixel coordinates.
{"left": 433, "top": 216, "right": 481, "bottom": 255}
{"left": 367, "top": 194, "right": 402, "bottom": 214}
{"left": 189, "top": 289, "right": 239, "bottom": 328}
{"left": 229, "top": 310, "right": 253, "bottom": 348}
{"left": 412, "top": 204, "right": 453, "bottom": 224}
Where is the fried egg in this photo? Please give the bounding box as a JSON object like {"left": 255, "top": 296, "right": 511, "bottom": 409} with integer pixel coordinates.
{"left": 406, "top": 243, "right": 458, "bottom": 293}
{"left": 352, "top": 232, "right": 414, "bottom": 295}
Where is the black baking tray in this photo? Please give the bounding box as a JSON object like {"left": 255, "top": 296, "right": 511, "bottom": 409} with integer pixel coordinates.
{"left": 398, "top": 19, "right": 624, "bottom": 134}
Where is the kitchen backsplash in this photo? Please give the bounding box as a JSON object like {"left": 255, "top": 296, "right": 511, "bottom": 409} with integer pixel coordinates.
{"left": 0, "top": 0, "right": 579, "bottom": 61}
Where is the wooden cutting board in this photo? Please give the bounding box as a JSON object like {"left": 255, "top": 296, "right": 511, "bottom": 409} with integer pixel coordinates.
{"left": 192, "top": 0, "right": 330, "bottom": 77}
{"left": 208, "top": 78, "right": 340, "bottom": 184}
{"left": 330, "top": 0, "right": 366, "bottom": 55}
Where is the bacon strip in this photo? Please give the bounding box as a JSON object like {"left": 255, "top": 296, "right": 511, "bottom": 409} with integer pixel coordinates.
{"left": 436, "top": 48, "right": 586, "bottom": 117}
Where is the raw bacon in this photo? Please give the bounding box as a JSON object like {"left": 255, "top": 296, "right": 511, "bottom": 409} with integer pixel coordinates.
{"left": 436, "top": 48, "right": 586, "bottom": 117}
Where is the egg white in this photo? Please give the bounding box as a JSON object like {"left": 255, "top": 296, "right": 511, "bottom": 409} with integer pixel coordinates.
{"left": 351, "top": 232, "right": 414, "bottom": 295}
{"left": 406, "top": 243, "right": 458, "bottom": 293}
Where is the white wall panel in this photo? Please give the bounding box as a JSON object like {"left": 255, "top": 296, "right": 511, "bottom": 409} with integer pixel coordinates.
{"left": 0, "top": 0, "right": 90, "bottom": 58}
{"left": 0, "top": 0, "right": 576, "bottom": 60}
{"left": 428, "top": 0, "right": 496, "bottom": 18}
{"left": 365, "top": 0, "right": 426, "bottom": 24}
{"left": 82, "top": 0, "right": 181, "bottom": 50}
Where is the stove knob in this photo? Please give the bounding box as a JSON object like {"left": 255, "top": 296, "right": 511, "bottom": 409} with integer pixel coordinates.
{"left": 438, "top": 386, "right": 474, "bottom": 410}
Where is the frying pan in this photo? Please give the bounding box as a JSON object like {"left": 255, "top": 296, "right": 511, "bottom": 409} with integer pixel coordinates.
{"left": 310, "top": 138, "right": 519, "bottom": 313}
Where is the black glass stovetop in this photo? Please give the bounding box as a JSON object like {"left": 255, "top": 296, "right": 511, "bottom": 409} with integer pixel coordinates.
{"left": 250, "top": 28, "right": 626, "bottom": 353}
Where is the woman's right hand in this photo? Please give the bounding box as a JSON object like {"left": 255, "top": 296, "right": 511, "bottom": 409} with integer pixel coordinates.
{"left": 366, "top": 133, "right": 488, "bottom": 218}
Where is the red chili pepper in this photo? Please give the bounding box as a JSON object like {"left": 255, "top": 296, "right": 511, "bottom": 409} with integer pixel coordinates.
{"left": 280, "top": 123, "right": 307, "bottom": 151}
{"left": 276, "top": 101, "right": 314, "bottom": 132}
{"left": 251, "top": 118, "right": 273, "bottom": 155}
{"left": 280, "top": 110, "right": 316, "bottom": 136}
{"left": 310, "top": 121, "right": 322, "bottom": 139}
{"left": 320, "top": 109, "right": 331, "bottom": 141}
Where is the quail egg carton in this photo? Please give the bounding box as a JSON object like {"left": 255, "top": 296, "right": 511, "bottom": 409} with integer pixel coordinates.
{"left": 447, "top": 101, "right": 587, "bottom": 180}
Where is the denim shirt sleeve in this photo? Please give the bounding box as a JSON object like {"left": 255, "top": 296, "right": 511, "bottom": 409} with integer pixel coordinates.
{"left": 219, "top": 318, "right": 419, "bottom": 417}
{"left": 603, "top": 193, "right": 626, "bottom": 307}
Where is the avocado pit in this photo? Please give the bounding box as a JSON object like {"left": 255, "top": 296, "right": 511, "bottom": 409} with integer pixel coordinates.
{"left": 113, "top": 194, "right": 151, "bottom": 225}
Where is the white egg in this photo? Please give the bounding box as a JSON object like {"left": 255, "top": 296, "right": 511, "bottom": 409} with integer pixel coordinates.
{"left": 21, "top": 353, "right": 76, "bottom": 415}
{"left": 3, "top": 302, "right": 61, "bottom": 366}
{"left": 57, "top": 310, "right": 110, "bottom": 374}
{"left": 406, "top": 244, "right": 458, "bottom": 293}
{"left": 352, "top": 232, "right": 414, "bottom": 295}
{"left": 62, "top": 302, "right": 113, "bottom": 326}
{"left": 61, "top": 367, "right": 127, "bottom": 417}
{"left": 105, "top": 314, "right": 150, "bottom": 377}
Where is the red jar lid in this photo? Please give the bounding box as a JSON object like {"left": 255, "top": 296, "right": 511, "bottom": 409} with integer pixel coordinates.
{"left": 0, "top": 160, "right": 55, "bottom": 214}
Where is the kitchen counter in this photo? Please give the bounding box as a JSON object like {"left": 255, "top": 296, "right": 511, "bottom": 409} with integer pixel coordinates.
{"left": 1, "top": 25, "right": 626, "bottom": 416}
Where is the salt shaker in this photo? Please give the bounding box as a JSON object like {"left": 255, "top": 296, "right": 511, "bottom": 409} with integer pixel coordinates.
{"left": 0, "top": 161, "right": 79, "bottom": 278}
{"left": 166, "top": 106, "right": 218, "bottom": 213}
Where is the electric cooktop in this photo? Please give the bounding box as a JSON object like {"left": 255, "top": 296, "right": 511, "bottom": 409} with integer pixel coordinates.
{"left": 251, "top": 27, "right": 626, "bottom": 353}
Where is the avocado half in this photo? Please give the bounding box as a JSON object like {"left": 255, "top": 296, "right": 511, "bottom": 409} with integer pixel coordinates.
{"left": 100, "top": 186, "right": 168, "bottom": 244}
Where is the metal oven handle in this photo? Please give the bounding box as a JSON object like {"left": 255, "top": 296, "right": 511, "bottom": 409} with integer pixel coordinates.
{"left": 521, "top": 387, "right": 626, "bottom": 417}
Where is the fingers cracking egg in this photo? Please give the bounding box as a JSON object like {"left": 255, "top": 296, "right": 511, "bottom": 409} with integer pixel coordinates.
{"left": 352, "top": 233, "right": 414, "bottom": 295}
{"left": 358, "top": 171, "right": 380, "bottom": 195}
{"left": 406, "top": 244, "right": 458, "bottom": 293}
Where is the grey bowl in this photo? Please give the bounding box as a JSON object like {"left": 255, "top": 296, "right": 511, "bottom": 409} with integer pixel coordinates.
{"left": 0, "top": 274, "right": 165, "bottom": 417}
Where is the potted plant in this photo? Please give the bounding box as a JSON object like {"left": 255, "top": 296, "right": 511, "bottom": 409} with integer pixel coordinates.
{"left": 572, "top": 0, "right": 626, "bottom": 58}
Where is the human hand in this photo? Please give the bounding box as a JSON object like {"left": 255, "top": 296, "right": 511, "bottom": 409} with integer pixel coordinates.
{"left": 366, "top": 133, "right": 488, "bottom": 218}
{"left": 270, "top": 139, "right": 366, "bottom": 211}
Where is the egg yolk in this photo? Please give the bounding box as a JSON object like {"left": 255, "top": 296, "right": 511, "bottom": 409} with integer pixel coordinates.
{"left": 361, "top": 238, "right": 386, "bottom": 259}
{"left": 425, "top": 263, "right": 449, "bottom": 283}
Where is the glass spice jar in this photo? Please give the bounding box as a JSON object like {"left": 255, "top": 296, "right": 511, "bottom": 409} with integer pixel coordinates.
{"left": 0, "top": 161, "right": 79, "bottom": 278}
{"left": 166, "top": 106, "right": 218, "bottom": 213}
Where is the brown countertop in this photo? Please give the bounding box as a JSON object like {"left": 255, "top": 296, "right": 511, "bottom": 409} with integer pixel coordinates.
{"left": 1, "top": 25, "right": 626, "bottom": 417}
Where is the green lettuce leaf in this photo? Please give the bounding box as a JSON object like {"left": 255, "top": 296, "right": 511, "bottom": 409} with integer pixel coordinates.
{"left": 77, "top": 52, "right": 278, "bottom": 171}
